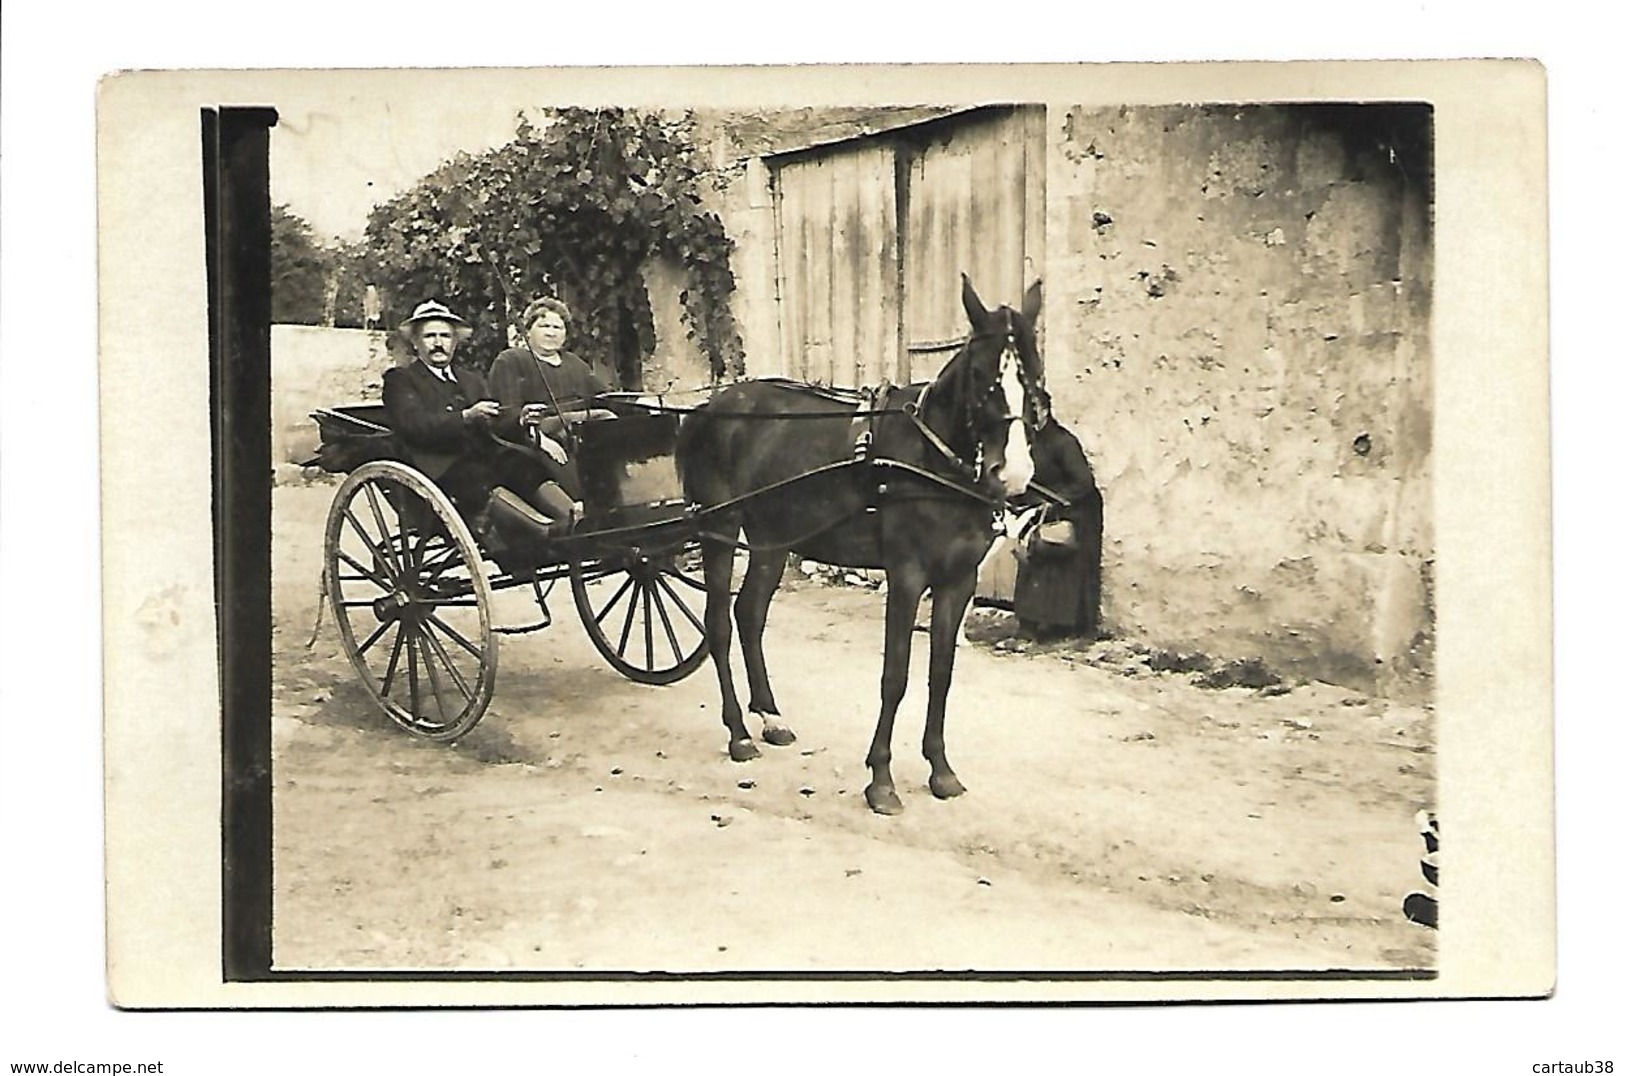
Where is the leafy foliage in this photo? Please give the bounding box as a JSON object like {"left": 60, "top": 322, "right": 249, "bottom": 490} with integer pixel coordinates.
{"left": 270, "top": 204, "right": 333, "bottom": 324}
{"left": 326, "top": 238, "right": 374, "bottom": 330}
{"left": 358, "top": 109, "right": 745, "bottom": 386}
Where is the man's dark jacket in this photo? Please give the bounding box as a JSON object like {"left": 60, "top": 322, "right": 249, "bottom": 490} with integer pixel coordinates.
{"left": 381, "top": 360, "right": 493, "bottom": 482}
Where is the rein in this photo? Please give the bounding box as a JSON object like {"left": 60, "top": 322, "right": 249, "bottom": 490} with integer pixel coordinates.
{"left": 684, "top": 455, "right": 1005, "bottom": 559}
{"left": 872, "top": 459, "right": 1006, "bottom": 509}
{"left": 602, "top": 393, "right": 895, "bottom": 420}
{"left": 901, "top": 399, "right": 979, "bottom": 482}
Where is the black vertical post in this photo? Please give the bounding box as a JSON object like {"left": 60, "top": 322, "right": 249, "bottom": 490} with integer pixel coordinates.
{"left": 203, "top": 105, "right": 279, "bottom": 981}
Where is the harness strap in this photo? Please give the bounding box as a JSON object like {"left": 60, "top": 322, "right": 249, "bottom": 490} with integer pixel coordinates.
{"left": 849, "top": 382, "right": 892, "bottom": 461}
{"left": 751, "top": 376, "right": 872, "bottom": 406}
{"left": 901, "top": 400, "right": 979, "bottom": 480}
{"left": 485, "top": 427, "right": 563, "bottom": 468}
{"left": 695, "top": 457, "right": 868, "bottom": 516}
{"left": 606, "top": 397, "right": 901, "bottom": 420}
{"left": 1025, "top": 480, "right": 1072, "bottom": 509}
{"left": 694, "top": 502, "right": 871, "bottom": 556}
{"left": 598, "top": 379, "right": 922, "bottom": 421}
{"left": 873, "top": 459, "right": 1005, "bottom": 509}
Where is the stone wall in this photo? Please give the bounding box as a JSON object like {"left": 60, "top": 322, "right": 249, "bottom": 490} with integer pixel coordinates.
{"left": 271, "top": 324, "right": 393, "bottom": 465}
{"left": 683, "top": 103, "right": 1435, "bottom": 699}
{"left": 641, "top": 256, "right": 716, "bottom": 395}
{"left": 1043, "top": 105, "right": 1434, "bottom": 700}
{"left": 708, "top": 155, "right": 782, "bottom": 381}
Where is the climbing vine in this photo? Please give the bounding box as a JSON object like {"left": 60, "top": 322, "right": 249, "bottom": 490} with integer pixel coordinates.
{"left": 359, "top": 109, "right": 745, "bottom": 386}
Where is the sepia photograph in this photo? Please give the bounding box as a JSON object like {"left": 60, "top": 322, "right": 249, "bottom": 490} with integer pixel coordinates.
{"left": 267, "top": 97, "right": 1437, "bottom": 977}
{"left": 93, "top": 61, "right": 1549, "bottom": 1008}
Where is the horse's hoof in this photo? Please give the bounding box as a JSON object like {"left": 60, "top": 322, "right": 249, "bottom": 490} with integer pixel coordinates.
{"left": 929, "top": 773, "right": 967, "bottom": 800}
{"left": 760, "top": 723, "right": 797, "bottom": 747}
{"left": 729, "top": 737, "right": 761, "bottom": 763}
{"left": 865, "top": 784, "right": 905, "bottom": 815}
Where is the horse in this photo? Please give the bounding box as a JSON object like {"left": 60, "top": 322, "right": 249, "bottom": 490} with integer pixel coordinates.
{"left": 675, "top": 275, "right": 1049, "bottom": 814}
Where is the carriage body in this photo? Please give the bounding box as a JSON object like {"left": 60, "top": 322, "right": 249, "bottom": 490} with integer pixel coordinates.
{"left": 574, "top": 412, "right": 690, "bottom": 534}
{"left": 310, "top": 402, "right": 692, "bottom": 541}
{"left": 311, "top": 400, "right": 709, "bottom": 742}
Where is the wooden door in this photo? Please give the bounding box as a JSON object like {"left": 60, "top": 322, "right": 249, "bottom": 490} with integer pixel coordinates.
{"left": 769, "top": 106, "right": 1043, "bottom": 388}
{"left": 901, "top": 107, "right": 1046, "bottom": 382}
{"left": 772, "top": 141, "right": 900, "bottom": 386}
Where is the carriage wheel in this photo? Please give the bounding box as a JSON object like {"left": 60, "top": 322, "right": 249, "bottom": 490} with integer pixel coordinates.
{"left": 323, "top": 461, "right": 497, "bottom": 741}
{"left": 569, "top": 542, "right": 709, "bottom": 685}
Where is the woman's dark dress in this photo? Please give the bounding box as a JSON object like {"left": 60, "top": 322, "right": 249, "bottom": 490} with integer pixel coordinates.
{"left": 1013, "top": 421, "right": 1104, "bottom": 637}
{"left": 487, "top": 347, "right": 613, "bottom": 498}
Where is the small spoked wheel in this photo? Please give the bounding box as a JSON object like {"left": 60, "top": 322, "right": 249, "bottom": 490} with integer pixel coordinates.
{"left": 323, "top": 461, "right": 496, "bottom": 741}
{"left": 569, "top": 542, "right": 709, "bottom": 685}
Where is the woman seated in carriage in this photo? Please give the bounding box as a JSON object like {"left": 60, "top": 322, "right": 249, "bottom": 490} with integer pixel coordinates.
{"left": 489, "top": 296, "right": 619, "bottom": 437}
{"left": 484, "top": 297, "right": 625, "bottom": 532}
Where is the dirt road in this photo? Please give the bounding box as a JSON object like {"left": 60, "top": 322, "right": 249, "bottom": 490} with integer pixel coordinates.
{"left": 271, "top": 483, "right": 1435, "bottom": 973}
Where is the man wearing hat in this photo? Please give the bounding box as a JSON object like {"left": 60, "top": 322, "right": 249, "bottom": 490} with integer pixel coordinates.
{"left": 382, "top": 299, "right": 580, "bottom": 542}
{"left": 381, "top": 300, "right": 503, "bottom": 517}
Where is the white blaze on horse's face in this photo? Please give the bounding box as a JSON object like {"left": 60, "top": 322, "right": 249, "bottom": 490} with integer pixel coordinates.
{"left": 993, "top": 344, "right": 1035, "bottom": 497}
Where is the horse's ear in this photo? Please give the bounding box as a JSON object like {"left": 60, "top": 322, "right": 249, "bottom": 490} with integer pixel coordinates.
{"left": 1021, "top": 279, "right": 1043, "bottom": 325}
{"left": 961, "top": 273, "right": 990, "bottom": 331}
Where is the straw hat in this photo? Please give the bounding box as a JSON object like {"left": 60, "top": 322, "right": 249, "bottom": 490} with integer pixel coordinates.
{"left": 398, "top": 299, "right": 472, "bottom": 338}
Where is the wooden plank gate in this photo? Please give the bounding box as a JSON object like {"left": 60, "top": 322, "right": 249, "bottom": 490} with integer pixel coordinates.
{"left": 770, "top": 105, "right": 1046, "bottom": 388}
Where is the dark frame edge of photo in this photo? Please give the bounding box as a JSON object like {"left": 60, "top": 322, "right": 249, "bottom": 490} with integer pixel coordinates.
{"left": 205, "top": 104, "right": 279, "bottom": 982}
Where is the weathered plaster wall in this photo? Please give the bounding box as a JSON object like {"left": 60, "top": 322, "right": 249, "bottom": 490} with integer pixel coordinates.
{"left": 271, "top": 324, "right": 392, "bottom": 464}
{"left": 1044, "top": 105, "right": 1434, "bottom": 700}
{"left": 642, "top": 256, "right": 716, "bottom": 395}
{"left": 712, "top": 155, "right": 783, "bottom": 381}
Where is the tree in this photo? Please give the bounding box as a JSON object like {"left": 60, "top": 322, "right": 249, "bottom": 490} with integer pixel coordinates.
{"left": 358, "top": 109, "right": 745, "bottom": 386}
{"left": 270, "top": 204, "right": 333, "bottom": 325}
{"left": 327, "top": 238, "right": 373, "bottom": 329}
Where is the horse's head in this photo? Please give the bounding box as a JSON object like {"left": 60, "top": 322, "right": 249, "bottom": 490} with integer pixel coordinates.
{"left": 952, "top": 273, "right": 1049, "bottom": 500}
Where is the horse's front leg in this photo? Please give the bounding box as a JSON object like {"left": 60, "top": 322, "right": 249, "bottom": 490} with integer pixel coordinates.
{"left": 735, "top": 547, "right": 796, "bottom": 747}
{"left": 699, "top": 524, "right": 756, "bottom": 761}
{"left": 923, "top": 570, "right": 977, "bottom": 800}
{"left": 866, "top": 569, "right": 926, "bottom": 815}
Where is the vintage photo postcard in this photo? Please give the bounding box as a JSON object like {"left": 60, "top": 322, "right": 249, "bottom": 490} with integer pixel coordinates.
{"left": 99, "top": 61, "right": 1551, "bottom": 1007}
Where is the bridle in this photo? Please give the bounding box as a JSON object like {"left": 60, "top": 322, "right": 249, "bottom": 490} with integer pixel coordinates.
{"left": 906, "top": 307, "right": 1042, "bottom": 487}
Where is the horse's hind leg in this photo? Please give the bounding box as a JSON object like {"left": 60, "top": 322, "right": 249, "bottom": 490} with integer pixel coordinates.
{"left": 735, "top": 546, "right": 796, "bottom": 747}
{"left": 922, "top": 570, "right": 976, "bottom": 800}
{"left": 699, "top": 523, "right": 757, "bottom": 762}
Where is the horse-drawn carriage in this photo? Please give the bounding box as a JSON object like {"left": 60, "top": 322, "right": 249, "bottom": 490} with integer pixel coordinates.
{"left": 312, "top": 401, "right": 711, "bottom": 743}
{"left": 312, "top": 276, "right": 1050, "bottom": 813}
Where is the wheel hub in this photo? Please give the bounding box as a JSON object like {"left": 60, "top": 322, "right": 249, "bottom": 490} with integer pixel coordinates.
{"left": 372, "top": 589, "right": 415, "bottom": 624}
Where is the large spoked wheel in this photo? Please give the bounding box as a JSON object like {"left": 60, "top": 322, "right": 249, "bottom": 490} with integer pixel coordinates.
{"left": 569, "top": 542, "right": 709, "bottom": 685}
{"left": 323, "top": 461, "right": 497, "bottom": 741}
